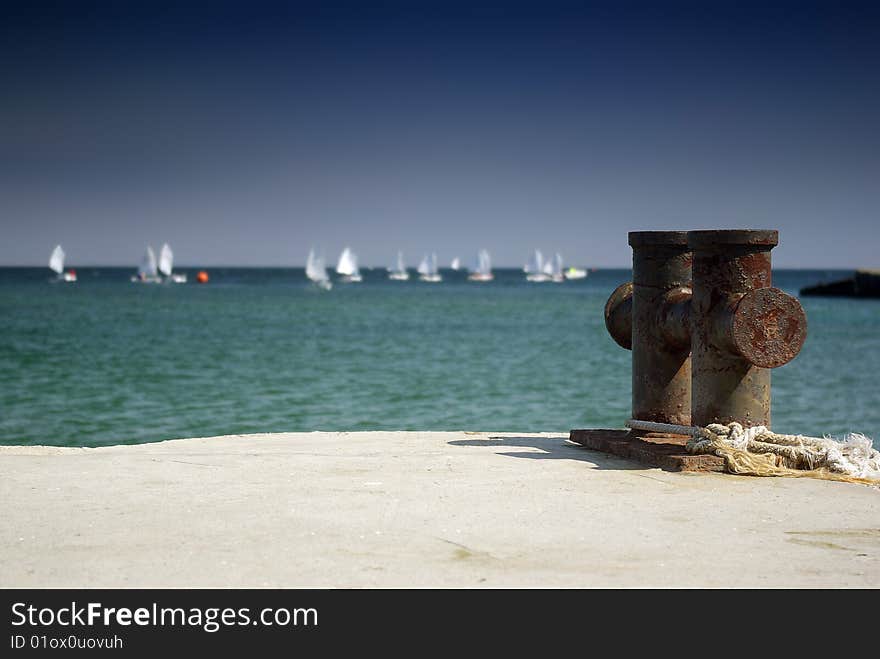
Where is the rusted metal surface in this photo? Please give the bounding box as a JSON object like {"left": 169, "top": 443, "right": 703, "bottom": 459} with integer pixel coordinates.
{"left": 687, "top": 229, "right": 779, "bottom": 249}
{"left": 657, "top": 285, "right": 692, "bottom": 350}
{"left": 688, "top": 229, "right": 807, "bottom": 428}
{"left": 604, "top": 282, "right": 632, "bottom": 350}
{"left": 628, "top": 231, "right": 692, "bottom": 426}
{"left": 729, "top": 287, "right": 807, "bottom": 369}
{"left": 601, "top": 228, "right": 807, "bottom": 436}
{"left": 568, "top": 429, "right": 725, "bottom": 472}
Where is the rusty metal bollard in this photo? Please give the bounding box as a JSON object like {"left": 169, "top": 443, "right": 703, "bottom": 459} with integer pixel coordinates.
{"left": 688, "top": 230, "right": 807, "bottom": 428}
{"left": 606, "top": 229, "right": 808, "bottom": 431}
{"left": 605, "top": 231, "right": 692, "bottom": 426}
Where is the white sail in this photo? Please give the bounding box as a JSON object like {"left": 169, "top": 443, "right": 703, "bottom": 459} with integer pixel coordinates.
{"left": 450, "top": 257, "right": 461, "bottom": 270}
{"left": 419, "top": 253, "right": 442, "bottom": 282}
{"left": 468, "top": 249, "right": 493, "bottom": 281}
{"left": 306, "top": 248, "right": 332, "bottom": 289}
{"left": 49, "top": 245, "right": 65, "bottom": 274}
{"left": 139, "top": 246, "right": 158, "bottom": 277}
{"left": 550, "top": 253, "right": 565, "bottom": 282}
{"left": 306, "top": 248, "right": 318, "bottom": 280}
{"left": 526, "top": 248, "right": 552, "bottom": 281}
{"left": 388, "top": 250, "right": 409, "bottom": 280}
{"left": 525, "top": 249, "right": 544, "bottom": 274}
{"left": 417, "top": 254, "right": 430, "bottom": 275}
{"left": 336, "top": 247, "right": 360, "bottom": 277}
{"left": 475, "top": 249, "right": 491, "bottom": 275}
{"left": 306, "top": 248, "right": 330, "bottom": 283}
{"left": 158, "top": 243, "right": 173, "bottom": 277}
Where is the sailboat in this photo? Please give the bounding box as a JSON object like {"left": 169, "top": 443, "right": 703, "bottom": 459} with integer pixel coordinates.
{"left": 525, "top": 249, "right": 551, "bottom": 282}
{"left": 158, "top": 243, "right": 187, "bottom": 283}
{"left": 388, "top": 251, "right": 410, "bottom": 281}
{"left": 450, "top": 257, "right": 461, "bottom": 271}
{"left": 48, "top": 245, "right": 76, "bottom": 282}
{"left": 548, "top": 252, "right": 565, "bottom": 283}
{"left": 418, "top": 253, "right": 442, "bottom": 282}
{"left": 467, "top": 249, "right": 494, "bottom": 282}
{"left": 336, "top": 247, "right": 363, "bottom": 283}
{"left": 131, "top": 246, "right": 162, "bottom": 283}
{"left": 306, "top": 248, "right": 332, "bottom": 290}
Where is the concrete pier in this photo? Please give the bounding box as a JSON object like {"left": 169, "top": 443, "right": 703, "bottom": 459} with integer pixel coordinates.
{"left": 1, "top": 431, "right": 878, "bottom": 587}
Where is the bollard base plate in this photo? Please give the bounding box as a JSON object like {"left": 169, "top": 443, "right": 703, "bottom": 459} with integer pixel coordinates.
{"left": 568, "top": 429, "right": 725, "bottom": 472}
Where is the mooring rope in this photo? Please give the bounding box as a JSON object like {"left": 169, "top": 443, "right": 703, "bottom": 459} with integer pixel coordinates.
{"left": 626, "top": 419, "right": 880, "bottom": 484}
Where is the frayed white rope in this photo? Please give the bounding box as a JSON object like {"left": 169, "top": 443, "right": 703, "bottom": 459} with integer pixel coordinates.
{"left": 626, "top": 419, "right": 880, "bottom": 481}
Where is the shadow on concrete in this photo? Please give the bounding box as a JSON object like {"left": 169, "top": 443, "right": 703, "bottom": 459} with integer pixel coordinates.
{"left": 447, "top": 436, "right": 646, "bottom": 470}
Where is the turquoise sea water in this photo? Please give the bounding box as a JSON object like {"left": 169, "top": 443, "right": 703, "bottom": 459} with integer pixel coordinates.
{"left": 0, "top": 267, "right": 877, "bottom": 446}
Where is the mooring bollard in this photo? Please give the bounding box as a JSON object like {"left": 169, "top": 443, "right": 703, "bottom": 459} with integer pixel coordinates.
{"left": 605, "top": 231, "right": 692, "bottom": 426}
{"left": 577, "top": 228, "right": 809, "bottom": 471}
{"left": 605, "top": 228, "right": 808, "bottom": 430}
{"left": 688, "top": 229, "right": 807, "bottom": 428}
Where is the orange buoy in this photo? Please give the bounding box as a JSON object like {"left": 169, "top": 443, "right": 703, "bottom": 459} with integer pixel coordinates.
{"left": 196, "top": 270, "right": 209, "bottom": 284}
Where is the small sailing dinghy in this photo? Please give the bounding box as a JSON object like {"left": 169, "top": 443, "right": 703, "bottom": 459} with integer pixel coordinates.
{"left": 158, "top": 243, "right": 187, "bottom": 283}
{"left": 48, "top": 245, "right": 76, "bottom": 282}
{"left": 306, "top": 248, "right": 333, "bottom": 290}
{"left": 467, "top": 248, "right": 494, "bottom": 282}
{"left": 450, "top": 256, "right": 461, "bottom": 271}
{"left": 131, "top": 246, "right": 162, "bottom": 283}
{"left": 548, "top": 252, "right": 565, "bottom": 283}
{"left": 418, "top": 253, "right": 442, "bottom": 282}
{"left": 525, "top": 249, "right": 551, "bottom": 282}
{"left": 336, "top": 247, "right": 363, "bottom": 283}
{"left": 388, "top": 251, "right": 410, "bottom": 281}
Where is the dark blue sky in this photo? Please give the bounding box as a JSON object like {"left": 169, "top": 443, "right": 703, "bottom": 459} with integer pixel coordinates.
{"left": 2, "top": 1, "right": 878, "bottom": 267}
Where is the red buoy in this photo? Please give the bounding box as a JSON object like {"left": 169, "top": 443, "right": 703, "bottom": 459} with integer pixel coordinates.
{"left": 196, "top": 270, "right": 209, "bottom": 284}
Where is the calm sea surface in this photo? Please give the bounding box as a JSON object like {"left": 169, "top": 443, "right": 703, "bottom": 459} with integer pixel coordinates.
{"left": 0, "top": 266, "right": 877, "bottom": 446}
